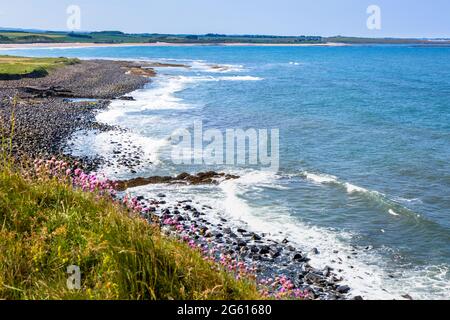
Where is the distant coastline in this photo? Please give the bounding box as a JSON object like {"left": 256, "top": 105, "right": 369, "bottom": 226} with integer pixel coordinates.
{"left": 1, "top": 29, "right": 449, "bottom": 49}
{"left": 0, "top": 41, "right": 350, "bottom": 50}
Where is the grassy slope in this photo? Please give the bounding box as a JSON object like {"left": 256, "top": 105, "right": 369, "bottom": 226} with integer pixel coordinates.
{"left": 0, "top": 56, "right": 79, "bottom": 77}
{"left": 0, "top": 166, "right": 260, "bottom": 300}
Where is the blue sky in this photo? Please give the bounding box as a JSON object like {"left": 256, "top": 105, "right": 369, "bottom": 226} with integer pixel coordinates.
{"left": 0, "top": 0, "right": 449, "bottom": 38}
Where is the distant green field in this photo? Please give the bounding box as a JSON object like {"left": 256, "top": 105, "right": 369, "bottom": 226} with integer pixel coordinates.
{"left": 0, "top": 30, "right": 325, "bottom": 44}
{"left": 0, "top": 30, "right": 448, "bottom": 45}
{"left": 0, "top": 32, "right": 64, "bottom": 38}
{"left": 0, "top": 55, "right": 79, "bottom": 79}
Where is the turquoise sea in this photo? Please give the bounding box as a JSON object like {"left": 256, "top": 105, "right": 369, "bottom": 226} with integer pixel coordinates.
{"left": 5, "top": 45, "right": 450, "bottom": 299}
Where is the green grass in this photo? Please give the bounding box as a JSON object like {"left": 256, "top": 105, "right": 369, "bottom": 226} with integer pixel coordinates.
{"left": 0, "top": 32, "right": 64, "bottom": 39}
{"left": 0, "top": 55, "right": 79, "bottom": 78}
{"left": 0, "top": 164, "right": 261, "bottom": 300}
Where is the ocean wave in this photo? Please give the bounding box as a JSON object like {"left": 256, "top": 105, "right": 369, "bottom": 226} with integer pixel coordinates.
{"left": 190, "top": 60, "right": 246, "bottom": 73}
{"left": 299, "top": 171, "right": 423, "bottom": 218}
{"left": 388, "top": 209, "right": 400, "bottom": 216}
{"left": 303, "top": 171, "right": 373, "bottom": 195}
{"left": 303, "top": 171, "right": 338, "bottom": 184}
{"left": 344, "top": 182, "right": 370, "bottom": 194}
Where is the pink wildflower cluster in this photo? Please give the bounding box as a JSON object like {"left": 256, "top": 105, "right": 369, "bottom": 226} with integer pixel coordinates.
{"left": 33, "top": 157, "right": 71, "bottom": 180}
{"left": 259, "top": 276, "right": 309, "bottom": 299}
{"left": 217, "top": 253, "right": 257, "bottom": 280}
{"left": 122, "top": 194, "right": 145, "bottom": 212}
{"left": 33, "top": 157, "right": 117, "bottom": 197}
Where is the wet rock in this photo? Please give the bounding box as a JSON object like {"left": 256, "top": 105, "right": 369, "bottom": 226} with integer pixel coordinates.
{"left": 293, "top": 253, "right": 309, "bottom": 262}
{"left": 323, "top": 266, "right": 334, "bottom": 277}
{"left": 305, "top": 273, "right": 324, "bottom": 284}
{"left": 115, "top": 171, "right": 240, "bottom": 191}
{"left": 252, "top": 233, "right": 262, "bottom": 241}
{"left": 259, "top": 246, "right": 271, "bottom": 255}
{"left": 336, "top": 285, "right": 351, "bottom": 294}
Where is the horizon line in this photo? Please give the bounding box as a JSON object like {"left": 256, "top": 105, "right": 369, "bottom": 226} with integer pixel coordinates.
{"left": 1, "top": 26, "right": 449, "bottom": 40}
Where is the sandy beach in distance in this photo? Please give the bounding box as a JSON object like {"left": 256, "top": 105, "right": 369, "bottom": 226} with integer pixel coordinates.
{"left": 0, "top": 41, "right": 348, "bottom": 50}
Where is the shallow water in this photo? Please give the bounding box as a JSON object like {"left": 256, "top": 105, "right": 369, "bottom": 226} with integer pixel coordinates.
{"left": 6, "top": 45, "right": 450, "bottom": 299}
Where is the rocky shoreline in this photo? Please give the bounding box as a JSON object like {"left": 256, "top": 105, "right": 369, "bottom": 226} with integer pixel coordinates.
{"left": 0, "top": 58, "right": 356, "bottom": 300}
{"left": 129, "top": 191, "right": 356, "bottom": 300}
{"left": 0, "top": 59, "right": 151, "bottom": 169}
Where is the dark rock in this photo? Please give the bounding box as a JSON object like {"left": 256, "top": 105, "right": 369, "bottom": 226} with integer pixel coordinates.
{"left": 237, "top": 239, "right": 247, "bottom": 247}
{"left": 323, "top": 266, "right": 334, "bottom": 277}
{"left": 250, "top": 246, "right": 259, "bottom": 253}
{"left": 305, "top": 273, "right": 324, "bottom": 284}
{"left": 114, "top": 171, "right": 240, "bottom": 191}
{"left": 252, "top": 233, "right": 262, "bottom": 241}
{"left": 259, "top": 246, "right": 270, "bottom": 255}
{"left": 270, "top": 250, "right": 281, "bottom": 259}
{"left": 336, "top": 285, "right": 351, "bottom": 294}
{"left": 293, "top": 253, "right": 309, "bottom": 262}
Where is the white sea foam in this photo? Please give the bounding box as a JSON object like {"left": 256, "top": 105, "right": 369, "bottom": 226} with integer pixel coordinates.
{"left": 301, "top": 171, "right": 377, "bottom": 196}
{"left": 344, "top": 182, "right": 369, "bottom": 194}
{"left": 96, "top": 77, "right": 193, "bottom": 125}
{"left": 99, "top": 74, "right": 263, "bottom": 124}
{"left": 388, "top": 209, "right": 400, "bottom": 216}
{"left": 76, "top": 71, "right": 264, "bottom": 177}
{"left": 96, "top": 67, "right": 263, "bottom": 125}
{"left": 190, "top": 61, "right": 245, "bottom": 73}
{"left": 303, "top": 171, "right": 338, "bottom": 184}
